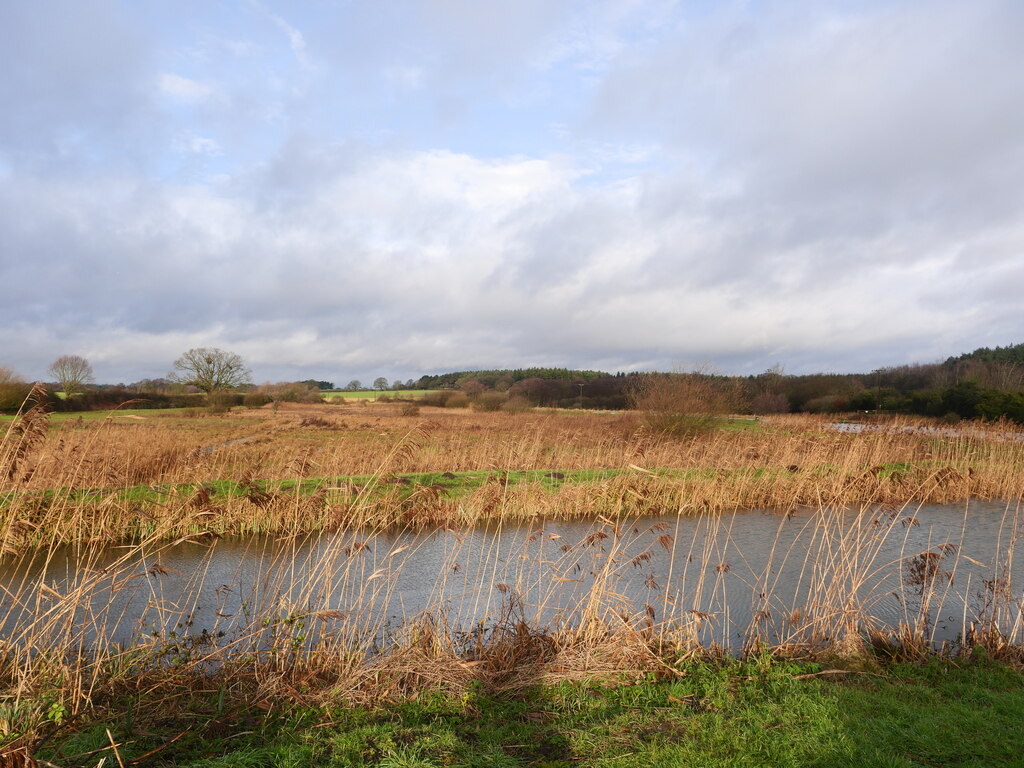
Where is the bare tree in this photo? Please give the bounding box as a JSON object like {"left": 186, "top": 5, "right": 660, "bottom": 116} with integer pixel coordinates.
{"left": 169, "top": 348, "right": 252, "bottom": 393}
{"left": 48, "top": 355, "right": 94, "bottom": 398}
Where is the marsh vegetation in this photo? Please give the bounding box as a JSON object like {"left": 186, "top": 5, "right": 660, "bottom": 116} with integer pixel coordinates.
{"left": 1, "top": 389, "right": 1022, "bottom": 763}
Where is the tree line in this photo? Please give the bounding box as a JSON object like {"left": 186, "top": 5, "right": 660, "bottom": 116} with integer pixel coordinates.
{"left": 3, "top": 343, "right": 1024, "bottom": 423}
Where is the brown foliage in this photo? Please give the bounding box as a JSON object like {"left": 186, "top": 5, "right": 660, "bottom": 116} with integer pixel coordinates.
{"left": 629, "top": 372, "right": 745, "bottom": 436}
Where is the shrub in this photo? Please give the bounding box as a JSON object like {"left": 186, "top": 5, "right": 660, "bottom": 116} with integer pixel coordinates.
{"left": 208, "top": 391, "right": 242, "bottom": 413}
{"left": 629, "top": 372, "right": 744, "bottom": 437}
{"left": 243, "top": 392, "right": 273, "bottom": 408}
{"left": 421, "top": 391, "right": 455, "bottom": 408}
{"left": 0, "top": 367, "right": 32, "bottom": 413}
{"left": 501, "top": 396, "right": 532, "bottom": 414}
{"left": 445, "top": 394, "right": 470, "bottom": 408}
{"left": 254, "top": 382, "right": 324, "bottom": 404}
{"left": 459, "top": 379, "right": 486, "bottom": 397}
{"left": 803, "top": 395, "right": 849, "bottom": 413}
{"left": 472, "top": 392, "right": 507, "bottom": 412}
{"left": 399, "top": 403, "right": 421, "bottom": 417}
{"left": 46, "top": 388, "right": 209, "bottom": 412}
{"left": 750, "top": 392, "right": 790, "bottom": 414}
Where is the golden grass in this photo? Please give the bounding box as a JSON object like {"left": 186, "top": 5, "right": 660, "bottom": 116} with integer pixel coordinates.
{"left": 1, "top": 401, "right": 1022, "bottom": 548}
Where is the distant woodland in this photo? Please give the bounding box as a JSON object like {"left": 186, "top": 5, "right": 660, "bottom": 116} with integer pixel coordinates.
{"left": 3, "top": 343, "right": 1024, "bottom": 423}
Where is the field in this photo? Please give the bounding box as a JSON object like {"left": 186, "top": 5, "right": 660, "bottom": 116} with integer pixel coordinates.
{"left": 321, "top": 389, "right": 442, "bottom": 400}
{"left": 1, "top": 393, "right": 1023, "bottom": 764}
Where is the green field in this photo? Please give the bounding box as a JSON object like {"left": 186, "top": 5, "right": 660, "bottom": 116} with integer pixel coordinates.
{"left": 322, "top": 389, "right": 442, "bottom": 400}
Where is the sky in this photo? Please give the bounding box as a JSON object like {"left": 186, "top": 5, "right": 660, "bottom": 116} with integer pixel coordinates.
{"left": 1, "top": 0, "right": 1022, "bottom": 386}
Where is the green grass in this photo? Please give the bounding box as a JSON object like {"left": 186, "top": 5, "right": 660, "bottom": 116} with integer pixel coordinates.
{"left": 718, "top": 416, "right": 763, "bottom": 432}
{"left": 37, "top": 657, "right": 1024, "bottom": 767}
{"left": 0, "top": 468, "right": 629, "bottom": 517}
{"left": 323, "top": 390, "right": 443, "bottom": 400}
{"left": 0, "top": 461, "right": 931, "bottom": 532}
{"left": 0, "top": 465, "right": 768, "bottom": 521}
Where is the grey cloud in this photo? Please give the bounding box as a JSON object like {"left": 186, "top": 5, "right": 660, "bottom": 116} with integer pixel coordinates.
{"left": 0, "top": 1, "right": 160, "bottom": 173}
{"left": 2, "top": 133, "right": 1014, "bottom": 383}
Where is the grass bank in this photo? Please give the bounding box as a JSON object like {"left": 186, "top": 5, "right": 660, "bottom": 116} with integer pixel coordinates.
{"left": 35, "top": 656, "right": 1024, "bottom": 767}
{"left": 0, "top": 459, "right": 994, "bottom": 548}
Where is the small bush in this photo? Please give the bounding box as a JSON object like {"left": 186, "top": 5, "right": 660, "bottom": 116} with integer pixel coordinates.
{"left": 421, "top": 391, "right": 455, "bottom": 408}
{"left": 472, "top": 392, "right": 507, "bottom": 412}
{"left": 243, "top": 392, "right": 273, "bottom": 408}
{"left": 751, "top": 392, "right": 790, "bottom": 414}
{"left": 445, "top": 394, "right": 470, "bottom": 408}
{"left": 0, "top": 366, "right": 32, "bottom": 413}
{"left": 630, "top": 372, "right": 744, "bottom": 437}
{"left": 254, "top": 382, "right": 324, "bottom": 404}
{"left": 207, "top": 391, "right": 241, "bottom": 414}
{"left": 501, "top": 396, "right": 532, "bottom": 414}
{"left": 400, "top": 403, "right": 421, "bottom": 417}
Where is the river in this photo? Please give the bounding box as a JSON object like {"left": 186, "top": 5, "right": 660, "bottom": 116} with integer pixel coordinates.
{"left": 3, "top": 500, "right": 1020, "bottom": 653}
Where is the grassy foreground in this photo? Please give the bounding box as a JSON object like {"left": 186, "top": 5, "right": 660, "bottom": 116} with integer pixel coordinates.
{"left": 38, "top": 656, "right": 1024, "bottom": 767}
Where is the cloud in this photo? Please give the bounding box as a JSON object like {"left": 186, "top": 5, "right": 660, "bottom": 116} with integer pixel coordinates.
{"left": 159, "top": 73, "right": 216, "bottom": 103}
{"left": 173, "top": 132, "right": 222, "bottom": 156}
{"left": 384, "top": 66, "right": 425, "bottom": 90}
{"left": 1, "top": 1, "right": 1022, "bottom": 384}
{"left": 260, "top": 5, "right": 314, "bottom": 72}
{"left": 0, "top": 0, "right": 157, "bottom": 171}
{"left": 3, "top": 132, "right": 1017, "bottom": 383}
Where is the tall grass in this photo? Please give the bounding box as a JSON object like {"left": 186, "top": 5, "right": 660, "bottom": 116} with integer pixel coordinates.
{"left": 2, "top": 402, "right": 1023, "bottom": 547}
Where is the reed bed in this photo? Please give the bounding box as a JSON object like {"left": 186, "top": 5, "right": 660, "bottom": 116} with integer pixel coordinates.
{"left": 1, "top": 400, "right": 1023, "bottom": 548}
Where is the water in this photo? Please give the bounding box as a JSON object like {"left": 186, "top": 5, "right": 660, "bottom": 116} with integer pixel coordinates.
{"left": 2, "top": 501, "right": 1021, "bottom": 652}
{"left": 831, "top": 421, "right": 1024, "bottom": 441}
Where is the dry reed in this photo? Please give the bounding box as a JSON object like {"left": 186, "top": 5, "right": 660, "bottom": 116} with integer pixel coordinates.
{"left": 1, "top": 404, "right": 1023, "bottom": 548}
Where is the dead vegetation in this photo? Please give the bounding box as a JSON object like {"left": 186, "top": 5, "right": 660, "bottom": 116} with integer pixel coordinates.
{"left": 1, "top": 402, "right": 1023, "bottom": 547}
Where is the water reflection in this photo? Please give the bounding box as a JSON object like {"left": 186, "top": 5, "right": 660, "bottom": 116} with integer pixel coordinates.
{"left": 2, "top": 500, "right": 1020, "bottom": 652}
